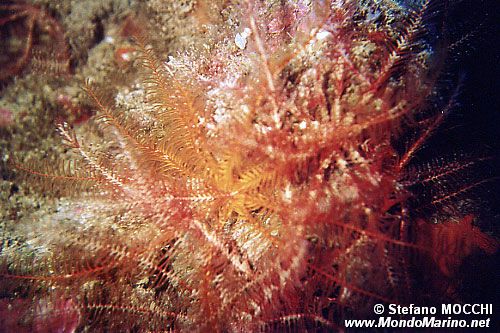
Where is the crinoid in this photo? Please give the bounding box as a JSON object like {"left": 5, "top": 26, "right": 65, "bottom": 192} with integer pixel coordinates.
{"left": 0, "top": 1, "right": 70, "bottom": 82}
{"left": 1, "top": 0, "right": 498, "bottom": 332}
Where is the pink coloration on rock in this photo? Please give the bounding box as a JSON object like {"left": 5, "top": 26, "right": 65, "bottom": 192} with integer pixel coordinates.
{"left": 0, "top": 297, "right": 79, "bottom": 333}
{"left": 0, "top": 108, "right": 13, "bottom": 127}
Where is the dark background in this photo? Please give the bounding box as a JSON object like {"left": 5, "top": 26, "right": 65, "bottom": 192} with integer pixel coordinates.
{"left": 445, "top": 0, "right": 499, "bottom": 155}
{"left": 430, "top": 0, "right": 499, "bottom": 320}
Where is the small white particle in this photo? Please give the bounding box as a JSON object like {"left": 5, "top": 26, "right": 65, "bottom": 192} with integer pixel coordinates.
{"left": 235, "top": 33, "right": 248, "bottom": 50}
{"left": 120, "top": 52, "right": 131, "bottom": 61}
{"left": 337, "top": 158, "right": 348, "bottom": 169}
{"left": 283, "top": 184, "right": 292, "bottom": 202}
{"left": 241, "top": 104, "right": 250, "bottom": 114}
{"left": 316, "top": 30, "right": 332, "bottom": 41}
{"left": 235, "top": 28, "right": 252, "bottom": 50}
{"left": 242, "top": 28, "right": 252, "bottom": 37}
